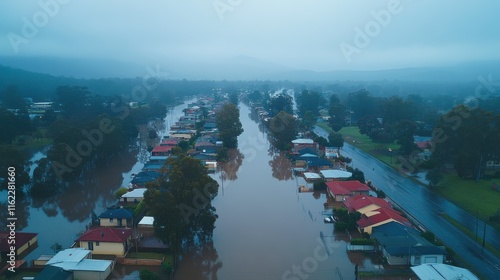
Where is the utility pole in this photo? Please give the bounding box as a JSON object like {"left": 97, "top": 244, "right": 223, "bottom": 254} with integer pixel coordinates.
{"left": 482, "top": 220, "right": 486, "bottom": 251}
{"left": 475, "top": 210, "right": 479, "bottom": 241}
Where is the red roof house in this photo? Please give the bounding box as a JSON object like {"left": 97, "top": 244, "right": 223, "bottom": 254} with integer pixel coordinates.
{"left": 343, "top": 194, "right": 392, "bottom": 214}
{"left": 75, "top": 228, "right": 132, "bottom": 256}
{"left": 152, "top": 145, "right": 174, "bottom": 156}
{"left": 357, "top": 208, "right": 411, "bottom": 234}
{"left": 160, "top": 138, "right": 179, "bottom": 146}
{"left": 0, "top": 232, "right": 38, "bottom": 260}
{"left": 326, "top": 180, "right": 371, "bottom": 201}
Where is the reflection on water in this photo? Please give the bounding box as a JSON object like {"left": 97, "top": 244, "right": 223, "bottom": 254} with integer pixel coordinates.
{"left": 269, "top": 150, "right": 294, "bottom": 181}
{"left": 175, "top": 243, "right": 222, "bottom": 280}
{"left": 218, "top": 149, "right": 244, "bottom": 182}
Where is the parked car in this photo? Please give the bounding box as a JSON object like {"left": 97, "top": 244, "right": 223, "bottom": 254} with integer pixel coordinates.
{"left": 324, "top": 216, "right": 335, "bottom": 223}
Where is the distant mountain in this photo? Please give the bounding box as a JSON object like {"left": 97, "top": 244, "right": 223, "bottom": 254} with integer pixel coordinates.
{"left": 1, "top": 55, "right": 499, "bottom": 82}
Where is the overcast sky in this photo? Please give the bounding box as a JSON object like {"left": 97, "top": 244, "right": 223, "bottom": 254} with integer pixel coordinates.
{"left": 1, "top": 0, "right": 500, "bottom": 72}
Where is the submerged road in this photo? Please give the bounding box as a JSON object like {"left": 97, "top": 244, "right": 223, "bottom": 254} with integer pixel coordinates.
{"left": 314, "top": 126, "right": 500, "bottom": 280}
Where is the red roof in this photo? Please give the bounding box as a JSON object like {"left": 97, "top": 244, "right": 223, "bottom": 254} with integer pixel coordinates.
{"left": 326, "top": 180, "right": 370, "bottom": 196}
{"left": 0, "top": 232, "right": 37, "bottom": 252}
{"left": 160, "top": 139, "right": 179, "bottom": 146}
{"left": 152, "top": 145, "right": 174, "bottom": 153}
{"left": 416, "top": 142, "right": 430, "bottom": 149}
{"left": 76, "top": 228, "right": 132, "bottom": 243}
{"left": 357, "top": 208, "right": 410, "bottom": 229}
{"left": 343, "top": 194, "right": 392, "bottom": 213}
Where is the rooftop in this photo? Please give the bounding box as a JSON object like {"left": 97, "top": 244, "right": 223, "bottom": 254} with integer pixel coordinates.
{"left": 0, "top": 232, "right": 37, "bottom": 252}
{"left": 98, "top": 207, "right": 134, "bottom": 219}
{"left": 321, "top": 169, "right": 352, "bottom": 179}
{"left": 121, "top": 188, "right": 147, "bottom": 198}
{"left": 292, "top": 138, "right": 315, "bottom": 145}
{"left": 357, "top": 208, "right": 411, "bottom": 229}
{"left": 76, "top": 227, "right": 132, "bottom": 243}
{"left": 343, "top": 194, "right": 392, "bottom": 213}
{"left": 139, "top": 216, "right": 154, "bottom": 226}
{"left": 325, "top": 180, "right": 369, "bottom": 195}
{"left": 46, "top": 248, "right": 90, "bottom": 265}
{"left": 411, "top": 263, "right": 478, "bottom": 280}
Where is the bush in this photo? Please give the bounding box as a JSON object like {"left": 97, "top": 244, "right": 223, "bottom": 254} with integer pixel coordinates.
{"left": 313, "top": 180, "right": 326, "bottom": 191}
{"left": 114, "top": 188, "right": 128, "bottom": 199}
{"left": 139, "top": 268, "right": 159, "bottom": 280}
{"left": 134, "top": 199, "right": 146, "bottom": 217}
{"left": 350, "top": 238, "right": 375, "bottom": 245}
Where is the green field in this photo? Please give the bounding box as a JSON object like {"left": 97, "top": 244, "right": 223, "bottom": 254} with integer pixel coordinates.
{"left": 436, "top": 175, "right": 500, "bottom": 222}
{"left": 317, "top": 123, "right": 400, "bottom": 168}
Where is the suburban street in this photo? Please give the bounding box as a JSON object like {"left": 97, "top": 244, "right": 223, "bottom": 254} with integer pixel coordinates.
{"left": 314, "top": 126, "right": 500, "bottom": 280}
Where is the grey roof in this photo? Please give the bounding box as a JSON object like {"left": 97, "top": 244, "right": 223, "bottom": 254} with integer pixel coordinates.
{"left": 372, "top": 222, "right": 447, "bottom": 256}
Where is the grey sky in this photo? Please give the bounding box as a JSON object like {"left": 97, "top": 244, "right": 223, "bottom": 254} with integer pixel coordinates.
{"left": 1, "top": 0, "right": 499, "bottom": 72}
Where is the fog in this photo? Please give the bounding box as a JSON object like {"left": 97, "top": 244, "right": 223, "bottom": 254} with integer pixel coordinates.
{"left": 1, "top": 0, "right": 500, "bottom": 79}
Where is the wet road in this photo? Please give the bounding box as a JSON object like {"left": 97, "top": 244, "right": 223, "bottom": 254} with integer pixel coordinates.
{"left": 314, "top": 126, "right": 500, "bottom": 280}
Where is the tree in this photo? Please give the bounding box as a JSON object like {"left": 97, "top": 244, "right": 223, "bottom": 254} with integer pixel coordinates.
{"left": 228, "top": 92, "right": 239, "bottom": 105}
{"left": 328, "top": 132, "right": 344, "bottom": 149}
{"left": 268, "top": 92, "right": 293, "bottom": 116}
{"left": 268, "top": 111, "right": 296, "bottom": 150}
{"left": 1, "top": 85, "right": 26, "bottom": 109}
{"left": 248, "top": 90, "right": 262, "bottom": 103}
{"left": 395, "top": 120, "right": 418, "bottom": 156}
{"left": 426, "top": 168, "right": 443, "bottom": 187}
{"left": 302, "top": 110, "right": 316, "bottom": 131}
{"left": 216, "top": 103, "right": 243, "bottom": 148}
{"left": 144, "top": 155, "right": 219, "bottom": 267}
{"left": 433, "top": 105, "right": 500, "bottom": 180}
{"left": 328, "top": 94, "right": 347, "bottom": 132}
{"left": 297, "top": 90, "right": 324, "bottom": 117}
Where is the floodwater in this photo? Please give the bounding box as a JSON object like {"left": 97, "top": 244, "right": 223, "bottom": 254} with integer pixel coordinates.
{"left": 8, "top": 100, "right": 367, "bottom": 279}
{"left": 173, "top": 104, "right": 357, "bottom": 280}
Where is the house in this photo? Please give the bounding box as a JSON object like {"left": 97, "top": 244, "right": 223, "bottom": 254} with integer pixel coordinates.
{"left": 130, "top": 171, "right": 161, "bottom": 187}
{"left": 343, "top": 194, "right": 392, "bottom": 214}
{"left": 120, "top": 188, "right": 147, "bottom": 203}
{"left": 42, "top": 248, "right": 112, "bottom": 280}
{"left": 98, "top": 207, "right": 134, "bottom": 227}
{"left": 142, "top": 161, "right": 164, "bottom": 172}
{"left": 411, "top": 263, "right": 478, "bottom": 280}
{"left": 160, "top": 138, "right": 179, "bottom": 146}
{"left": 372, "top": 222, "right": 447, "bottom": 266}
{"left": 326, "top": 180, "right": 370, "bottom": 201}
{"left": 303, "top": 172, "right": 322, "bottom": 183}
{"left": 291, "top": 138, "right": 316, "bottom": 150}
{"left": 0, "top": 232, "right": 37, "bottom": 261}
{"left": 151, "top": 145, "right": 174, "bottom": 156}
{"left": 170, "top": 130, "right": 195, "bottom": 140}
{"left": 75, "top": 228, "right": 132, "bottom": 256}
{"left": 324, "top": 147, "right": 339, "bottom": 159}
{"left": 357, "top": 208, "right": 411, "bottom": 234}
{"left": 320, "top": 169, "right": 353, "bottom": 181}
{"left": 138, "top": 216, "right": 155, "bottom": 237}
{"left": 305, "top": 157, "right": 333, "bottom": 172}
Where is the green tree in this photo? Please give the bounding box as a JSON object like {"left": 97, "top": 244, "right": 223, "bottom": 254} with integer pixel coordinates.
{"left": 297, "top": 90, "right": 324, "bottom": 117}
{"left": 328, "top": 94, "right": 347, "bottom": 132}
{"left": 425, "top": 168, "right": 443, "bottom": 187}
{"left": 228, "top": 92, "right": 239, "bottom": 105}
{"left": 328, "top": 132, "right": 344, "bottom": 149}
{"left": 302, "top": 110, "right": 316, "bottom": 131}
{"left": 248, "top": 90, "right": 262, "bottom": 103}
{"left": 433, "top": 105, "right": 500, "bottom": 180}
{"left": 395, "top": 120, "right": 418, "bottom": 156}
{"left": 144, "top": 155, "right": 219, "bottom": 267}
{"left": 1, "top": 85, "right": 26, "bottom": 109}
{"left": 268, "top": 111, "right": 296, "bottom": 150}
{"left": 0, "top": 145, "right": 30, "bottom": 193}
{"left": 268, "top": 92, "right": 293, "bottom": 116}
{"left": 216, "top": 103, "right": 243, "bottom": 148}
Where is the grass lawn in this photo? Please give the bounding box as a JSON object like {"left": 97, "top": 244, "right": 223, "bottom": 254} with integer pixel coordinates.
{"left": 434, "top": 174, "right": 500, "bottom": 222}
{"left": 317, "top": 123, "right": 400, "bottom": 168}
{"left": 127, "top": 252, "right": 168, "bottom": 260}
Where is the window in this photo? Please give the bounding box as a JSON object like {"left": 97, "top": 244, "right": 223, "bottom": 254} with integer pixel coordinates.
{"left": 96, "top": 242, "right": 100, "bottom": 246}
{"left": 110, "top": 218, "right": 114, "bottom": 222}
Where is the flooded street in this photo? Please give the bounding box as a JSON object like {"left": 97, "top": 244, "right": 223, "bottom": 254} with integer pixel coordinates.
{"left": 174, "top": 104, "right": 357, "bottom": 280}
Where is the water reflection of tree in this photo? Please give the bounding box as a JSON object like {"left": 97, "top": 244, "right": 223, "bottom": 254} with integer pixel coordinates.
{"left": 30, "top": 150, "right": 138, "bottom": 222}
{"left": 0, "top": 197, "right": 30, "bottom": 230}
{"left": 219, "top": 149, "right": 243, "bottom": 181}
{"left": 268, "top": 150, "right": 293, "bottom": 181}
{"left": 175, "top": 243, "right": 222, "bottom": 280}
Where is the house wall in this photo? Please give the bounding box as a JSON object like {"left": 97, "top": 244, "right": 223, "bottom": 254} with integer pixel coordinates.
{"left": 412, "top": 254, "right": 444, "bottom": 265}
{"left": 383, "top": 248, "right": 409, "bottom": 265}
{"left": 120, "top": 197, "right": 144, "bottom": 203}
{"left": 100, "top": 218, "right": 129, "bottom": 227}
{"left": 79, "top": 241, "right": 127, "bottom": 256}
{"left": 17, "top": 235, "right": 38, "bottom": 255}
{"left": 74, "top": 268, "right": 111, "bottom": 280}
